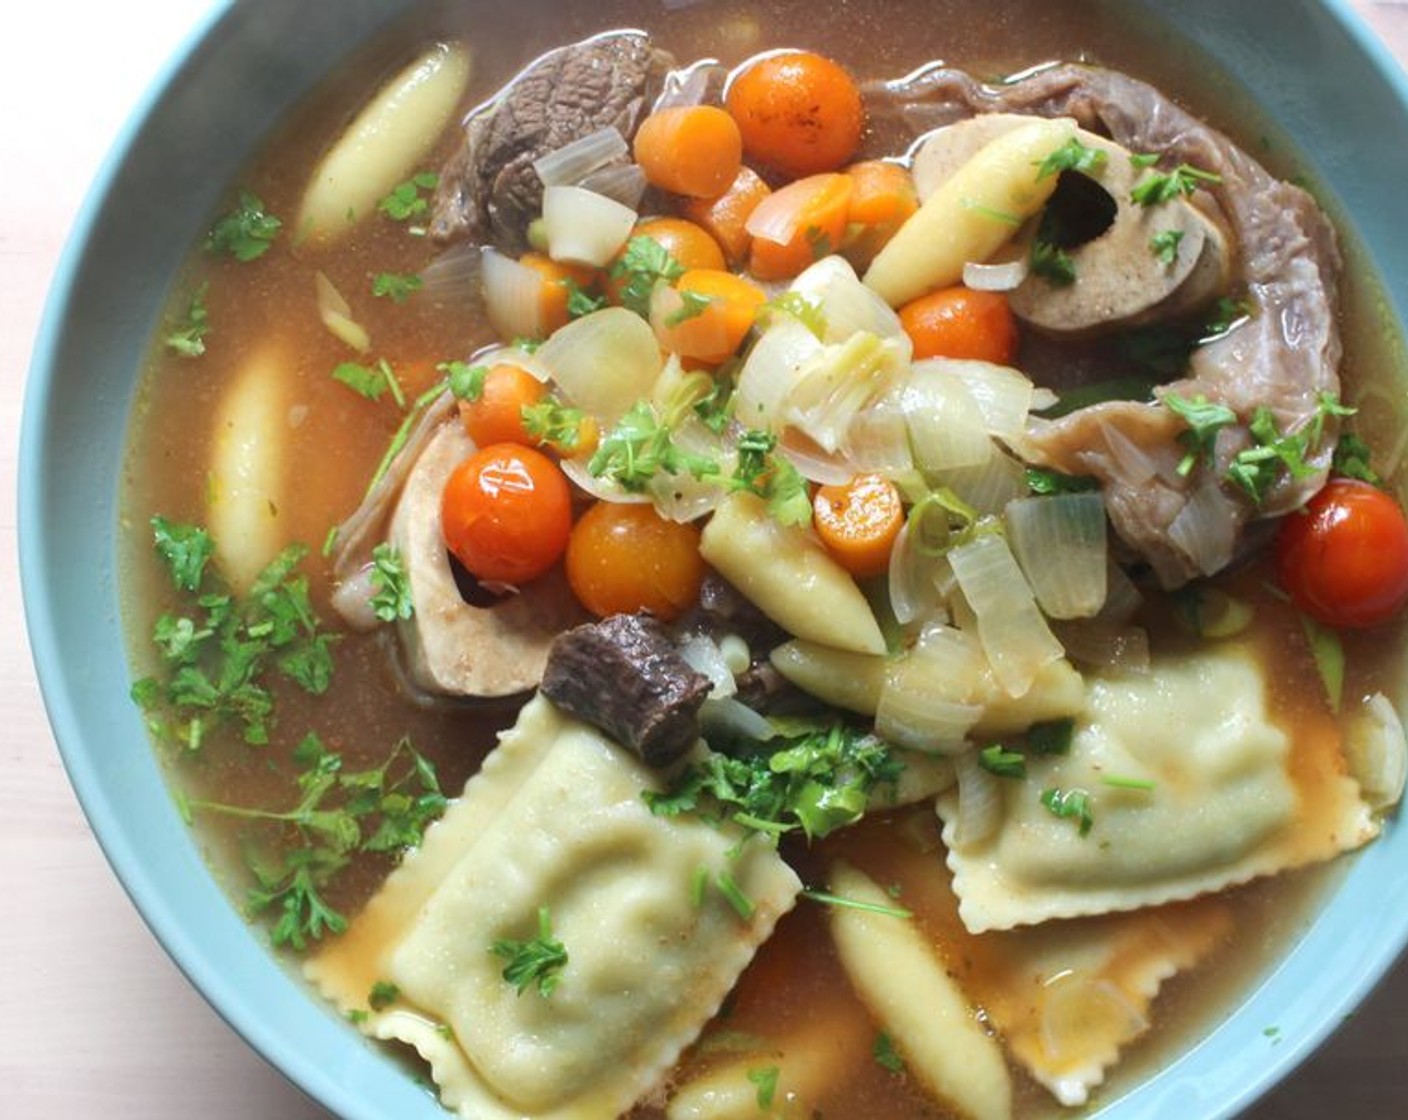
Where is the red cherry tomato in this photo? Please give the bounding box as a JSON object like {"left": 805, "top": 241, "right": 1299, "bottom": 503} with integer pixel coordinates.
{"left": 440, "top": 443, "right": 572, "bottom": 585}
{"left": 1275, "top": 478, "right": 1408, "bottom": 629}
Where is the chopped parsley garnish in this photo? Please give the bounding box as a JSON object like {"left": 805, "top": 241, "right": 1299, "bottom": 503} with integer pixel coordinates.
{"left": 443, "top": 360, "right": 488, "bottom": 401}
{"left": 368, "top": 543, "right": 413, "bottom": 623}
{"left": 1150, "top": 229, "right": 1184, "bottom": 266}
{"left": 1026, "top": 467, "right": 1099, "bottom": 495}
{"left": 1101, "top": 774, "right": 1156, "bottom": 791}
{"left": 715, "top": 870, "right": 756, "bottom": 921}
{"left": 165, "top": 282, "right": 211, "bottom": 357}
{"left": 333, "top": 358, "right": 404, "bottom": 405}
{"left": 800, "top": 888, "right": 912, "bottom": 920}
{"left": 804, "top": 224, "right": 833, "bottom": 259}
{"left": 1226, "top": 406, "right": 1318, "bottom": 503}
{"left": 1030, "top": 235, "right": 1077, "bottom": 286}
{"left": 588, "top": 401, "right": 720, "bottom": 493}
{"left": 692, "top": 376, "right": 735, "bottom": 435}
{"left": 962, "top": 197, "right": 1022, "bottom": 226}
{"left": 1130, "top": 163, "right": 1222, "bottom": 207}
{"left": 729, "top": 428, "right": 812, "bottom": 527}
{"left": 1200, "top": 296, "right": 1254, "bottom": 341}
{"left": 1027, "top": 717, "right": 1076, "bottom": 756}
{"left": 1040, "top": 786, "right": 1094, "bottom": 835}
{"left": 644, "top": 717, "right": 903, "bottom": 842}
{"left": 978, "top": 744, "right": 1027, "bottom": 778}
{"left": 1163, "top": 392, "right": 1237, "bottom": 476}
{"left": 186, "top": 733, "right": 446, "bottom": 950}
{"left": 1333, "top": 431, "right": 1380, "bottom": 484}
{"left": 1298, "top": 611, "right": 1345, "bottom": 713}
{"left": 609, "top": 235, "right": 685, "bottom": 317}
{"left": 205, "top": 191, "right": 282, "bottom": 261}
{"left": 377, "top": 171, "right": 439, "bottom": 222}
{"left": 1036, "top": 138, "right": 1108, "bottom": 180}
{"left": 666, "top": 288, "right": 714, "bottom": 327}
{"left": 521, "top": 398, "right": 587, "bottom": 452}
{"left": 560, "top": 277, "right": 607, "bottom": 319}
{"left": 367, "top": 981, "right": 400, "bottom": 1011}
{"left": 1129, "top": 152, "right": 1161, "bottom": 170}
{"left": 132, "top": 524, "right": 336, "bottom": 750}
{"left": 491, "top": 906, "right": 569, "bottom": 997}
{"left": 747, "top": 1065, "right": 781, "bottom": 1109}
{"left": 370, "top": 271, "right": 424, "bottom": 304}
{"left": 761, "top": 290, "right": 827, "bottom": 339}
{"left": 873, "top": 1031, "right": 907, "bottom": 1074}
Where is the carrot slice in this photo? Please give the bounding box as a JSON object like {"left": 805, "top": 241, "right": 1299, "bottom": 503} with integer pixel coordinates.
{"left": 843, "top": 160, "right": 919, "bottom": 269}
{"left": 682, "top": 166, "right": 772, "bottom": 267}
{"left": 898, "top": 286, "right": 1019, "bottom": 364}
{"left": 633, "top": 105, "right": 744, "bottom": 198}
{"left": 746, "top": 172, "right": 854, "bottom": 281}
{"left": 812, "top": 473, "right": 905, "bottom": 579}
{"left": 520, "top": 252, "right": 603, "bottom": 334}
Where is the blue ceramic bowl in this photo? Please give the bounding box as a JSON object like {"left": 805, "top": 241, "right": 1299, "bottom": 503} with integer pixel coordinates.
{"left": 19, "top": 2, "right": 1408, "bottom": 1117}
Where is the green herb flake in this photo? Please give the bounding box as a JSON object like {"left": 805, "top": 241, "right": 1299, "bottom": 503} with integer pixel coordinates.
{"left": 729, "top": 428, "right": 812, "bottom": 527}
{"left": 1129, "top": 152, "right": 1161, "bottom": 170}
{"left": 666, "top": 288, "right": 714, "bottom": 327}
{"left": 332, "top": 359, "right": 398, "bottom": 403}
{"left": 441, "top": 360, "right": 488, "bottom": 402}
{"left": 367, "top": 980, "right": 400, "bottom": 1011}
{"left": 369, "top": 543, "right": 413, "bottom": 623}
{"left": 961, "top": 197, "right": 1023, "bottom": 226}
{"left": 1040, "top": 786, "right": 1095, "bottom": 835}
{"left": 747, "top": 1065, "right": 781, "bottom": 1109}
{"left": 491, "top": 906, "right": 569, "bottom": 997}
{"left": 1298, "top": 612, "right": 1345, "bottom": 713}
{"left": 588, "top": 402, "right": 720, "bottom": 493}
{"left": 1027, "top": 718, "right": 1076, "bottom": 756}
{"left": 1163, "top": 392, "right": 1237, "bottom": 477}
{"left": 716, "top": 870, "right": 756, "bottom": 921}
{"left": 560, "top": 277, "right": 607, "bottom": 319}
{"left": 1030, "top": 237, "right": 1077, "bottom": 286}
{"left": 205, "top": 191, "right": 282, "bottom": 262}
{"left": 609, "top": 235, "right": 686, "bottom": 317}
{"left": 1100, "top": 774, "right": 1156, "bottom": 791}
{"left": 165, "top": 282, "right": 211, "bottom": 358}
{"left": 800, "top": 888, "right": 913, "bottom": 920}
{"left": 377, "top": 171, "right": 439, "bottom": 222}
{"left": 151, "top": 516, "right": 214, "bottom": 592}
{"left": 521, "top": 398, "right": 587, "bottom": 452}
{"left": 1026, "top": 467, "right": 1098, "bottom": 495}
{"left": 1333, "top": 432, "right": 1380, "bottom": 484}
{"left": 370, "top": 271, "right": 424, "bottom": 304}
{"left": 761, "top": 291, "right": 827, "bottom": 339}
{"left": 873, "top": 1031, "right": 907, "bottom": 1074}
{"left": 1130, "top": 163, "right": 1223, "bottom": 207}
{"left": 978, "top": 744, "right": 1027, "bottom": 778}
{"left": 1036, "top": 138, "right": 1109, "bottom": 180}
{"left": 1150, "top": 229, "right": 1184, "bottom": 266}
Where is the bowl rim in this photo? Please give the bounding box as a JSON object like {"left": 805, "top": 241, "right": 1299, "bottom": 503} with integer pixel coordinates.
{"left": 17, "top": 1, "right": 1408, "bottom": 1117}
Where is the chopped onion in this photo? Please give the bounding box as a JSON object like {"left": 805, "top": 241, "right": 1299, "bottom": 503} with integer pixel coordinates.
{"left": 1101, "top": 561, "right": 1144, "bottom": 626}
{"left": 577, "top": 161, "right": 649, "bottom": 210}
{"left": 678, "top": 633, "right": 738, "bottom": 699}
{"left": 536, "top": 307, "right": 662, "bottom": 422}
{"left": 533, "top": 126, "right": 628, "bottom": 187}
{"left": 559, "top": 455, "right": 653, "bottom": 504}
{"left": 787, "top": 332, "right": 909, "bottom": 454}
{"left": 948, "top": 533, "right": 1064, "bottom": 697}
{"left": 933, "top": 449, "right": 1028, "bottom": 516}
{"left": 949, "top": 749, "right": 1004, "bottom": 850}
{"left": 745, "top": 176, "right": 819, "bottom": 246}
{"left": 735, "top": 317, "right": 825, "bottom": 429}
{"left": 1097, "top": 420, "right": 1161, "bottom": 486}
{"left": 700, "top": 696, "right": 777, "bottom": 743}
{"left": 779, "top": 429, "right": 855, "bottom": 486}
{"left": 789, "top": 256, "right": 907, "bottom": 344}
{"left": 963, "top": 256, "right": 1029, "bottom": 291}
{"left": 933, "top": 359, "right": 1035, "bottom": 440}
{"left": 1040, "top": 972, "right": 1148, "bottom": 1100}
{"left": 1005, "top": 493, "right": 1108, "bottom": 619}
{"left": 314, "top": 271, "right": 370, "bottom": 352}
{"left": 1345, "top": 692, "right": 1408, "bottom": 810}
{"left": 648, "top": 416, "right": 730, "bottom": 522}
{"left": 541, "top": 184, "right": 637, "bottom": 267}
{"left": 420, "top": 242, "right": 485, "bottom": 304}
{"left": 1166, "top": 476, "right": 1239, "bottom": 578}
{"left": 876, "top": 626, "right": 985, "bottom": 753}
{"left": 843, "top": 386, "right": 915, "bottom": 477}
{"left": 888, "top": 522, "right": 944, "bottom": 627}
{"left": 1050, "top": 619, "right": 1150, "bottom": 673}
{"left": 903, "top": 369, "right": 993, "bottom": 472}
{"left": 481, "top": 248, "right": 545, "bottom": 341}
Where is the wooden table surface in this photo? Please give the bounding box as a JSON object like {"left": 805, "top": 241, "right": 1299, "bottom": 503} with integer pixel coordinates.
{"left": 4, "top": 3, "right": 1408, "bottom": 1117}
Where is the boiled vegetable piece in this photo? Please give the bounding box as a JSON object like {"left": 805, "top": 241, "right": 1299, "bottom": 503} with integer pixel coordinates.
{"left": 863, "top": 116, "right": 1076, "bottom": 307}
{"left": 700, "top": 493, "right": 887, "bottom": 655}
{"left": 206, "top": 342, "right": 287, "bottom": 593}
{"left": 828, "top": 862, "right": 1013, "bottom": 1120}
{"left": 298, "top": 42, "right": 471, "bottom": 245}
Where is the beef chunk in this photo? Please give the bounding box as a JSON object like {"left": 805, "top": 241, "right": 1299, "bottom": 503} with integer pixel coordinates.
{"left": 864, "top": 64, "right": 1342, "bottom": 587}
{"left": 431, "top": 31, "right": 672, "bottom": 255}
{"left": 540, "top": 613, "right": 710, "bottom": 767}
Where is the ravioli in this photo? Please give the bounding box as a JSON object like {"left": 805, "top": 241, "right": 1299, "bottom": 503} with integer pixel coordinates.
{"left": 306, "top": 695, "right": 801, "bottom": 1119}
{"left": 939, "top": 642, "right": 1375, "bottom": 932}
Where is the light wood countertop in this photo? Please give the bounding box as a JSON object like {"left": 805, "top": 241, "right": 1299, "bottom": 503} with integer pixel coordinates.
{"left": 3, "top": 3, "right": 1407, "bottom": 1117}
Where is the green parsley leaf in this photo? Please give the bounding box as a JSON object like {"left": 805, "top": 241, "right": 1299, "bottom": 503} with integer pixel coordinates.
{"left": 1150, "top": 229, "right": 1184, "bottom": 266}
{"left": 205, "top": 191, "right": 282, "bottom": 262}
{"left": 1226, "top": 405, "right": 1320, "bottom": 504}
{"left": 1130, "top": 163, "right": 1222, "bottom": 207}
{"left": 666, "top": 288, "right": 714, "bottom": 327}
{"left": 1101, "top": 774, "right": 1156, "bottom": 791}
{"left": 332, "top": 359, "right": 391, "bottom": 402}
{"left": 367, "top": 980, "right": 400, "bottom": 1011}
{"left": 1333, "top": 431, "right": 1380, "bottom": 484}
{"left": 609, "top": 235, "right": 685, "bottom": 317}
{"left": 978, "top": 744, "right": 1027, "bottom": 778}
{"left": 1040, "top": 786, "right": 1094, "bottom": 835}
{"left": 1030, "top": 236, "right": 1077, "bottom": 286}
{"left": 1163, "top": 392, "right": 1237, "bottom": 476}
{"left": 377, "top": 171, "right": 439, "bottom": 222}
{"left": 151, "top": 516, "right": 214, "bottom": 592}
{"left": 1027, "top": 718, "right": 1076, "bottom": 756}
{"left": 491, "top": 906, "right": 568, "bottom": 997}
{"left": 873, "top": 1031, "right": 907, "bottom": 1074}
{"left": 560, "top": 277, "right": 607, "bottom": 319}
{"left": 441, "top": 360, "right": 487, "bottom": 402}
{"left": 800, "top": 889, "right": 912, "bottom": 920}
{"left": 1129, "top": 152, "right": 1161, "bottom": 170}
{"left": 369, "top": 543, "right": 413, "bottom": 623}
{"left": 1026, "top": 467, "right": 1098, "bottom": 495}
{"left": 588, "top": 402, "right": 720, "bottom": 493}
{"left": 729, "top": 428, "right": 812, "bottom": 526}
{"left": 370, "top": 271, "right": 423, "bottom": 304}
{"left": 1298, "top": 611, "right": 1345, "bottom": 713}
{"left": 1036, "top": 137, "right": 1108, "bottom": 180}
{"left": 1200, "top": 296, "right": 1254, "bottom": 341}
{"left": 747, "top": 1065, "right": 780, "bottom": 1109}
{"left": 520, "top": 398, "right": 587, "bottom": 452}
{"left": 165, "top": 282, "right": 211, "bottom": 357}
{"left": 715, "top": 870, "right": 756, "bottom": 921}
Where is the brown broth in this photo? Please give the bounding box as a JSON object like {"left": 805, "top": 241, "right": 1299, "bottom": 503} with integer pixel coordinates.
{"left": 118, "top": 1, "right": 1408, "bottom": 1117}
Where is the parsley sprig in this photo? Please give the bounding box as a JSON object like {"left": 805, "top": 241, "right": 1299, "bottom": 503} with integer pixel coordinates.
{"left": 491, "top": 906, "right": 569, "bottom": 997}
{"left": 1036, "top": 138, "right": 1108, "bottom": 180}
{"left": 1130, "top": 162, "right": 1223, "bottom": 206}
{"left": 377, "top": 171, "right": 439, "bottom": 223}
{"left": 369, "top": 543, "right": 413, "bottom": 622}
{"left": 1163, "top": 392, "right": 1238, "bottom": 476}
{"left": 729, "top": 429, "right": 813, "bottom": 527}
{"left": 205, "top": 191, "right": 282, "bottom": 261}
{"left": 587, "top": 401, "right": 720, "bottom": 493}
{"left": 165, "top": 282, "right": 211, "bottom": 357}
{"left": 132, "top": 520, "right": 336, "bottom": 751}
{"left": 609, "top": 236, "right": 685, "bottom": 317}
{"left": 187, "top": 732, "right": 446, "bottom": 950}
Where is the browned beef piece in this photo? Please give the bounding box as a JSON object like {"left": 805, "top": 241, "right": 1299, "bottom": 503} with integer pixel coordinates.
{"left": 430, "top": 31, "right": 672, "bottom": 255}
{"left": 864, "top": 64, "right": 1342, "bottom": 587}
{"left": 540, "top": 612, "right": 710, "bottom": 767}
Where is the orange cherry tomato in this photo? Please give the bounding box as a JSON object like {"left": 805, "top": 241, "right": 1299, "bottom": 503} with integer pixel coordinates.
{"left": 746, "top": 172, "right": 854, "bottom": 281}
{"left": 441, "top": 443, "right": 572, "bottom": 585}
{"left": 457, "top": 363, "right": 545, "bottom": 448}
{"left": 606, "top": 217, "right": 728, "bottom": 306}
{"left": 726, "top": 50, "right": 864, "bottom": 178}
{"left": 812, "top": 473, "right": 905, "bottom": 578}
{"left": 565, "top": 501, "right": 706, "bottom": 620}
{"left": 1275, "top": 478, "right": 1408, "bottom": 629}
{"left": 632, "top": 105, "right": 744, "bottom": 198}
{"left": 898, "top": 286, "right": 1019, "bottom": 364}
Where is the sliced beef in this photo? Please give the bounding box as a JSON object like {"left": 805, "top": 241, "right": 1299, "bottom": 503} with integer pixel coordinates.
{"left": 541, "top": 612, "right": 711, "bottom": 767}
{"left": 431, "top": 30, "right": 672, "bottom": 255}
{"left": 864, "top": 64, "right": 1342, "bottom": 587}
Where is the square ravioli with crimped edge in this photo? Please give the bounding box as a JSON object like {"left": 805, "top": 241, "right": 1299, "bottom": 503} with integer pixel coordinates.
{"left": 938, "top": 641, "right": 1376, "bottom": 933}
{"left": 306, "top": 694, "right": 801, "bottom": 1119}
